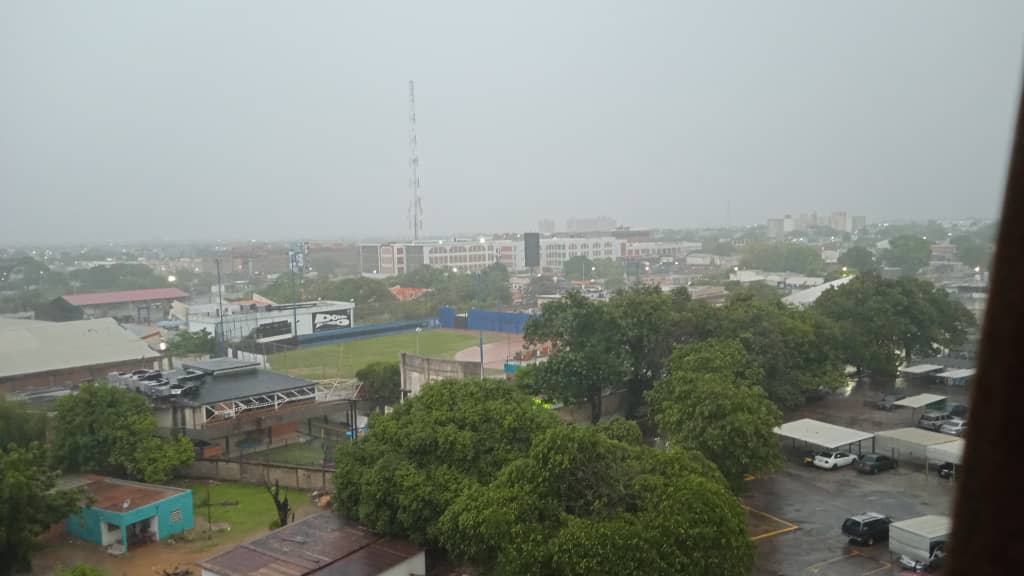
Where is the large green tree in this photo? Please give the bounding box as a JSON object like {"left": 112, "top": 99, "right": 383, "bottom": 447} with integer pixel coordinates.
{"left": 523, "top": 291, "right": 627, "bottom": 422}
{"left": 884, "top": 235, "right": 931, "bottom": 276}
{"left": 814, "top": 273, "right": 975, "bottom": 375}
{"left": 607, "top": 286, "right": 674, "bottom": 410}
{"left": 333, "top": 379, "right": 560, "bottom": 545}
{"left": 355, "top": 361, "right": 402, "bottom": 407}
{"left": 53, "top": 384, "right": 193, "bottom": 483}
{"left": 0, "top": 397, "right": 47, "bottom": 449}
{"left": 562, "top": 256, "right": 596, "bottom": 282}
{"left": 648, "top": 340, "right": 782, "bottom": 490}
{"left": 1, "top": 443, "right": 82, "bottom": 575}
{"left": 740, "top": 242, "right": 824, "bottom": 276}
{"left": 951, "top": 234, "right": 993, "bottom": 271}
{"left": 436, "top": 425, "right": 753, "bottom": 576}
{"left": 837, "top": 246, "right": 878, "bottom": 272}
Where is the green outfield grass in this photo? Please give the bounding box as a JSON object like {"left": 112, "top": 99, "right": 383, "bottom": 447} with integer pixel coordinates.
{"left": 268, "top": 329, "right": 499, "bottom": 380}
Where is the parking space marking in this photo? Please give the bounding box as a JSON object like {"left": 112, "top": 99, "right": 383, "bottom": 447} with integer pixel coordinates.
{"left": 804, "top": 550, "right": 859, "bottom": 573}
{"left": 744, "top": 505, "right": 800, "bottom": 540}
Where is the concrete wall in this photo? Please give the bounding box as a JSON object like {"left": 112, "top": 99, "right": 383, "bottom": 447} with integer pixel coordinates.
{"left": 399, "top": 352, "right": 482, "bottom": 397}
{"left": 380, "top": 551, "right": 427, "bottom": 576}
{"left": 182, "top": 459, "right": 334, "bottom": 491}
{"left": 552, "top": 390, "right": 628, "bottom": 425}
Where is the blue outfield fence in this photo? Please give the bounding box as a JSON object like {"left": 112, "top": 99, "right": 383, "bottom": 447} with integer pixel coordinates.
{"left": 438, "top": 307, "right": 532, "bottom": 334}
{"left": 297, "top": 318, "right": 438, "bottom": 348}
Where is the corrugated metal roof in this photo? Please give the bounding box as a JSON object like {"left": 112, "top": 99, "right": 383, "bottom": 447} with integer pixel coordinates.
{"left": 773, "top": 418, "right": 874, "bottom": 449}
{"left": 200, "top": 513, "right": 422, "bottom": 576}
{"left": 936, "top": 368, "right": 976, "bottom": 379}
{"left": 891, "top": 515, "right": 952, "bottom": 539}
{"left": 893, "top": 393, "right": 948, "bottom": 408}
{"left": 900, "top": 364, "right": 946, "bottom": 375}
{"left": 875, "top": 427, "right": 960, "bottom": 446}
{"left": 61, "top": 475, "right": 187, "bottom": 513}
{"left": 0, "top": 318, "right": 161, "bottom": 379}
{"left": 63, "top": 287, "right": 188, "bottom": 306}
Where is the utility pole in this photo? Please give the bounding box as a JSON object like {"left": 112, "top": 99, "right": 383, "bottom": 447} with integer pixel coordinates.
{"left": 289, "top": 246, "right": 301, "bottom": 342}
{"left": 408, "top": 81, "right": 423, "bottom": 240}
{"left": 215, "top": 258, "right": 225, "bottom": 355}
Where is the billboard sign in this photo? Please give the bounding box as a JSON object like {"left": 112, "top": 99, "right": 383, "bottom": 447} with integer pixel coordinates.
{"left": 256, "top": 320, "right": 292, "bottom": 340}
{"left": 312, "top": 309, "right": 352, "bottom": 332}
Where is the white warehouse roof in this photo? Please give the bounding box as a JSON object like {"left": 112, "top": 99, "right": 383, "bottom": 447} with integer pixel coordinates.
{"left": 782, "top": 276, "right": 854, "bottom": 308}
{"left": 875, "top": 427, "right": 958, "bottom": 446}
{"left": 890, "top": 515, "right": 952, "bottom": 539}
{"left": 773, "top": 418, "right": 874, "bottom": 449}
{"left": 900, "top": 364, "right": 946, "bottom": 375}
{"left": 0, "top": 318, "right": 160, "bottom": 379}
{"left": 927, "top": 439, "right": 965, "bottom": 465}
{"left": 936, "top": 368, "right": 976, "bottom": 380}
{"left": 893, "top": 393, "right": 948, "bottom": 409}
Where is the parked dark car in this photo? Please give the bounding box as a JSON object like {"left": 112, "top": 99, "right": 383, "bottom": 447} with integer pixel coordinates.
{"left": 864, "top": 393, "right": 907, "bottom": 411}
{"left": 856, "top": 453, "right": 897, "bottom": 474}
{"left": 938, "top": 462, "right": 957, "bottom": 479}
{"left": 842, "top": 512, "right": 892, "bottom": 545}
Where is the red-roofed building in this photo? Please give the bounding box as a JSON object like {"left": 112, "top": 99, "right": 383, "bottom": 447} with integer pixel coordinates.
{"left": 388, "top": 286, "right": 429, "bottom": 301}
{"left": 36, "top": 288, "right": 189, "bottom": 323}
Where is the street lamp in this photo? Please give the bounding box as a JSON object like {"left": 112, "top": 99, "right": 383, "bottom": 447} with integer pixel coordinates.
{"left": 415, "top": 327, "right": 423, "bottom": 355}
{"left": 167, "top": 275, "right": 177, "bottom": 283}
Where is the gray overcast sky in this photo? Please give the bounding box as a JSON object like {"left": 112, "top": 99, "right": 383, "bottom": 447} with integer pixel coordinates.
{"left": 2, "top": 1, "right": 1023, "bottom": 244}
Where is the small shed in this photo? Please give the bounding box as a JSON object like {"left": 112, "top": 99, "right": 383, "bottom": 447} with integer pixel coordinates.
{"left": 935, "top": 368, "right": 976, "bottom": 387}
{"left": 61, "top": 475, "right": 193, "bottom": 555}
{"left": 874, "top": 428, "right": 960, "bottom": 466}
{"left": 774, "top": 418, "right": 875, "bottom": 452}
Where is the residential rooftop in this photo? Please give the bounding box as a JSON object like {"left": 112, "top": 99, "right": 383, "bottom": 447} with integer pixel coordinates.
{"left": 58, "top": 475, "right": 187, "bottom": 513}
{"left": 63, "top": 287, "right": 189, "bottom": 307}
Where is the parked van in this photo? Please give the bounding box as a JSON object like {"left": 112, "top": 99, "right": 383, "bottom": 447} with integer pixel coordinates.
{"left": 918, "top": 412, "right": 953, "bottom": 431}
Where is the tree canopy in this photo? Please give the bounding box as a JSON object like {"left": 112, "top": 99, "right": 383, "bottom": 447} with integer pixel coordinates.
{"left": 740, "top": 242, "right": 824, "bottom": 276}
{"left": 837, "top": 246, "right": 878, "bottom": 272}
{"left": 355, "top": 361, "right": 402, "bottom": 407}
{"left": 53, "top": 384, "right": 194, "bottom": 483}
{"left": 883, "top": 235, "right": 931, "bottom": 276}
{"left": 436, "top": 425, "right": 753, "bottom": 576}
{"left": 0, "top": 396, "right": 47, "bottom": 449}
{"left": 951, "top": 234, "right": 993, "bottom": 271}
{"left": 333, "top": 379, "right": 560, "bottom": 545}
{"left": 1, "top": 443, "right": 82, "bottom": 575}
{"left": 168, "top": 328, "right": 216, "bottom": 356}
{"left": 648, "top": 340, "right": 782, "bottom": 490}
{"left": 814, "top": 273, "right": 975, "bottom": 375}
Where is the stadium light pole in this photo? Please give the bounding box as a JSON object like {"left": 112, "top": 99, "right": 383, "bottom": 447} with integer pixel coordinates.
{"left": 415, "top": 326, "right": 422, "bottom": 355}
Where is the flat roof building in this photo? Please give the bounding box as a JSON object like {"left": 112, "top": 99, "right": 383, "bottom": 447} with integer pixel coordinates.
{"left": 200, "top": 512, "right": 424, "bottom": 576}
{"left": 36, "top": 287, "right": 189, "bottom": 323}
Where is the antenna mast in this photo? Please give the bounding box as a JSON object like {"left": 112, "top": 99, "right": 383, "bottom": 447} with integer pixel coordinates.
{"left": 408, "top": 80, "right": 423, "bottom": 240}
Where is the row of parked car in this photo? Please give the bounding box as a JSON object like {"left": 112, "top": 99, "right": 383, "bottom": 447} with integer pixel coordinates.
{"left": 802, "top": 450, "right": 958, "bottom": 479}
{"left": 840, "top": 513, "right": 946, "bottom": 572}
{"left": 113, "top": 368, "right": 203, "bottom": 398}
{"left": 918, "top": 410, "right": 968, "bottom": 436}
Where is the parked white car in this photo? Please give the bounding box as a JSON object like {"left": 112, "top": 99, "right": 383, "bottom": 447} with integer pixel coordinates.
{"left": 939, "top": 419, "right": 967, "bottom": 436}
{"left": 813, "top": 451, "right": 859, "bottom": 470}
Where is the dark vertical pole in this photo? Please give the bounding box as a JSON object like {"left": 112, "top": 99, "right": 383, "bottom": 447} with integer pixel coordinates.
{"left": 216, "top": 259, "right": 225, "bottom": 356}
{"left": 206, "top": 482, "right": 212, "bottom": 540}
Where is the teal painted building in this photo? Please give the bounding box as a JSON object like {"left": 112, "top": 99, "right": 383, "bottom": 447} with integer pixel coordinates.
{"left": 62, "top": 476, "right": 193, "bottom": 554}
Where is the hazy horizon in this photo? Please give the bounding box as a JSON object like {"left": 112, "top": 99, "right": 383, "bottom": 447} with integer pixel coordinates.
{"left": 3, "top": 1, "right": 1023, "bottom": 244}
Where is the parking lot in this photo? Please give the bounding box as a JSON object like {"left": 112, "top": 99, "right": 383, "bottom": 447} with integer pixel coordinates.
{"left": 747, "top": 451, "right": 956, "bottom": 575}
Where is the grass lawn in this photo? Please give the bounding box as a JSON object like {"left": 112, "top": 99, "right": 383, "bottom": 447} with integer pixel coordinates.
{"left": 269, "top": 329, "right": 499, "bottom": 380}
{"left": 253, "top": 439, "right": 334, "bottom": 467}
{"left": 172, "top": 480, "right": 293, "bottom": 551}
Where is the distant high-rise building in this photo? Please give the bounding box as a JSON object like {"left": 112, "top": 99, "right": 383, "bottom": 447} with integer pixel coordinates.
{"left": 538, "top": 219, "right": 556, "bottom": 234}
{"left": 852, "top": 215, "right": 867, "bottom": 232}
{"left": 767, "top": 218, "right": 784, "bottom": 238}
{"left": 830, "top": 211, "right": 849, "bottom": 233}
{"left": 566, "top": 216, "right": 616, "bottom": 233}
{"left": 783, "top": 214, "right": 795, "bottom": 234}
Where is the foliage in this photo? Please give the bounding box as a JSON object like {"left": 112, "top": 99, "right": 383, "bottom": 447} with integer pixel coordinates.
{"left": 168, "top": 328, "right": 216, "bottom": 356}
{"left": 883, "top": 235, "right": 931, "bottom": 276}
{"left": 0, "top": 443, "right": 82, "bottom": 575}
{"left": 265, "top": 479, "right": 294, "bottom": 527}
{"left": 355, "top": 361, "right": 402, "bottom": 406}
{"left": 696, "top": 299, "right": 846, "bottom": 408}
{"left": 182, "top": 480, "right": 284, "bottom": 547}
{"left": 723, "top": 281, "right": 782, "bottom": 303}
{"left": 55, "top": 564, "right": 108, "bottom": 576}
{"left": 837, "top": 246, "right": 878, "bottom": 272}
{"left": 595, "top": 416, "right": 643, "bottom": 445}
{"left": 333, "top": 379, "right": 560, "bottom": 545}
{"left": 0, "top": 396, "right": 47, "bottom": 449}
{"left": 607, "top": 286, "right": 674, "bottom": 409}
{"left": 814, "top": 273, "right": 975, "bottom": 375}
{"left": 740, "top": 242, "right": 824, "bottom": 276}
{"left": 951, "top": 234, "right": 993, "bottom": 271}
{"left": 53, "top": 384, "right": 193, "bottom": 483}
{"left": 562, "top": 256, "right": 595, "bottom": 281}
{"left": 436, "top": 425, "right": 753, "bottom": 576}
{"left": 649, "top": 340, "right": 782, "bottom": 490}
{"left": 524, "top": 291, "right": 627, "bottom": 422}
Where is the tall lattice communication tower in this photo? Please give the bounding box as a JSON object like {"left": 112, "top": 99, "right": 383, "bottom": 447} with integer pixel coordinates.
{"left": 408, "top": 80, "right": 423, "bottom": 240}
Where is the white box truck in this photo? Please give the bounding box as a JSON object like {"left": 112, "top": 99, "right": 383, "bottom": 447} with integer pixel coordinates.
{"left": 889, "top": 515, "right": 951, "bottom": 572}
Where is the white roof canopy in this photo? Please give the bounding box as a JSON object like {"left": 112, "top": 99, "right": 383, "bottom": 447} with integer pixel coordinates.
{"left": 927, "top": 439, "right": 965, "bottom": 465}
{"left": 891, "top": 515, "right": 952, "bottom": 538}
{"left": 936, "top": 368, "right": 976, "bottom": 380}
{"left": 875, "top": 427, "right": 958, "bottom": 446}
{"left": 900, "top": 364, "right": 945, "bottom": 375}
{"left": 774, "top": 418, "right": 874, "bottom": 450}
{"left": 893, "top": 393, "right": 948, "bottom": 409}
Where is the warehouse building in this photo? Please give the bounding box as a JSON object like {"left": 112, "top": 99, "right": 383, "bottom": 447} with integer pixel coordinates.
{"left": 36, "top": 287, "right": 189, "bottom": 323}
{"left": 200, "top": 512, "right": 424, "bottom": 576}
{"left": 0, "top": 317, "right": 163, "bottom": 396}
{"left": 61, "top": 475, "right": 193, "bottom": 555}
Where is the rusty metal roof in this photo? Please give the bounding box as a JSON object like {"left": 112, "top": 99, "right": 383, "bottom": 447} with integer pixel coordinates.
{"left": 63, "top": 475, "right": 187, "bottom": 513}
{"left": 200, "top": 513, "right": 422, "bottom": 576}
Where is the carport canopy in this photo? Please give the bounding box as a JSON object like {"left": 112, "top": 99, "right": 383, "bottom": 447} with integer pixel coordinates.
{"left": 927, "top": 438, "right": 964, "bottom": 465}
{"left": 893, "top": 393, "right": 947, "bottom": 409}
{"left": 900, "top": 364, "right": 945, "bottom": 375}
{"left": 936, "top": 368, "right": 976, "bottom": 380}
{"left": 773, "top": 418, "right": 875, "bottom": 450}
